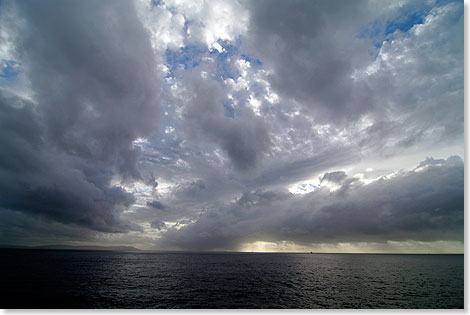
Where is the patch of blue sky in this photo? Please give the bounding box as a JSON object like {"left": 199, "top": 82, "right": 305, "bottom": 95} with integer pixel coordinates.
{"left": 165, "top": 37, "right": 264, "bottom": 85}
{"left": 164, "top": 40, "right": 241, "bottom": 80}
{"left": 299, "top": 183, "right": 319, "bottom": 191}
{"left": 165, "top": 44, "right": 207, "bottom": 75}
{"left": 212, "top": 39, "right": 267, "bottom": 82}
{"left": 0, "top": 60, "right": 20, "bottom": 79}
{"left": 358, "top": 4, "right": 434, "bottom": 58}
{"left": 211, "top": 39, "right": 240, "bottom": 56}
{"left": 150, "top": 0, "right": 164, "bottom": 8}
{"left": 384, "top": 10, "right": 426, "bottom": 36}
{"left": 358, "top": 20, "right": 384, "bottom": 50}
{"left": 240, "top": 53, "right": 262, "bottom": 66}
{"left": 211, "top": 39, "right": 241, "bottom": 80}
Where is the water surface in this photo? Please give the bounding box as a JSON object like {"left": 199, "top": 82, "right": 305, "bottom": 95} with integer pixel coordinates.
{"left": 0, "top": 249, "right": 463, "bottom": 308}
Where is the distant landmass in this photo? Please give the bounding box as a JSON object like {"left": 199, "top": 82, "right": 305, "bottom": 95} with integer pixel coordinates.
{"left": 0, "top": 244, "right": 141, "bottom": 251}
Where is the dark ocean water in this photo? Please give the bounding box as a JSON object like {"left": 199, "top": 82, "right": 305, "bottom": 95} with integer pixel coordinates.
{"left": 0, "top": 249, "right": 463, "bottom": 309}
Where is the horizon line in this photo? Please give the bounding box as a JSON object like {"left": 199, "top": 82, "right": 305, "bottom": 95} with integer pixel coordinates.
{"left": 0, "top": 245, "right": 463, "bottom": 255}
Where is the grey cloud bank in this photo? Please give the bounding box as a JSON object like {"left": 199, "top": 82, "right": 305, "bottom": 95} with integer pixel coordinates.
{"left": 159, "top": 156, "right": 463, "bottom": 251}
{"left": 0, "top": 0, "right": 161, "bottom": 233}
{"left": 0, "top": 0, "right": 464, "bottom": 252}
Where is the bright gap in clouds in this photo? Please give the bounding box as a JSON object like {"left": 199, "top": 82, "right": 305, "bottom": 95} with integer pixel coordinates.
{"left": 240, "top": 240, "right": 464, "bottom": 254}
{"left": 0, "top": 0, "right": 464, "bottom": 253}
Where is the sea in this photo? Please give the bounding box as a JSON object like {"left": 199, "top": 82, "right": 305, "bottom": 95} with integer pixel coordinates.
{"left": 0, "top": 249, "right": 463, "bottom": 309}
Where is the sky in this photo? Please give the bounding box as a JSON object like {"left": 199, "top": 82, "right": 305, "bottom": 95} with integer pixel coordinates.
{"left": 0, "top": 0, "right": 464, "bottom": 253}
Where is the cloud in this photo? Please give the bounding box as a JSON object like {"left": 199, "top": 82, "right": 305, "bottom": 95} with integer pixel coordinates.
{"left": 0, "top": 0, "right": 463, "bottom": 252}
{"left": 164, "top": 0, "right": 248, "bottom": 50}
{"left": 158, "top": 156, "right": 463, "bottom": 250}
{"left": 147, "top": 200, "right": 167, "bottom": 210}
{"left": 244, "top": 0, "right": 375, "bottom": 122}
{"left": 244, "top": 0, "right": 463, "bottom": 157}
{"left": 150, "top": 220, "right": 166, "bottom": 231}
{"left": 0, "top": 0, "right": 161, "bottom": 232}
{"left": 176, "top": 63, "right": 272, "bottom": 171}
{"left": 320, "top": 171, "right": 347, "bottom": 184}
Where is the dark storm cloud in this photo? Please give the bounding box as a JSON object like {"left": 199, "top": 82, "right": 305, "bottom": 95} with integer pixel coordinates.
{"left": 0, "top": 91, "right": 139, "bottom": 233}
{"left": 320, "top": 171, "right": 347, "bottom": 184}
{"left": 245, "top": 0, "right": 374, "bottom": 123}
{"left": 245, "top": 0, "right": 463, "bottom": 149}
{"left": 0, "top": 0, "right": 161, "bottom": 232}
{"left": 158, "top": 156, "right": 463, "bottom": 250}
{"left": 147, "top": 200, "right": 167, "bottom": 210}
{"left": 0, "top": 0, "right": 463, "bottom": 251}
{"left": 177, "top": 61, "right": 271, "bottom": 171}
{"left": 12, "top": 0, "right": 161, "bottom": 178}
{"left": 0, "top": 208, "right": 94, "bottom": 246}
{"left": 128, "top": 0, "right": 462, "bottom": 251}
{"left": 150, "top": 220, "right": 166, "bottom": 231}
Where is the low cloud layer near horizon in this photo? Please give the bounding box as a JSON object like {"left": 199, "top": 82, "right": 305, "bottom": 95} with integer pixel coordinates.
{"left": 0, "top": 0, "right": 464, "bottom": 252}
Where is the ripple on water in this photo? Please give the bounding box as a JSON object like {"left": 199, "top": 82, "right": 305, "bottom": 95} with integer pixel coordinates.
{"left": 0, "top": 250, "right": 464, "bottom": 308}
